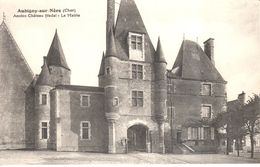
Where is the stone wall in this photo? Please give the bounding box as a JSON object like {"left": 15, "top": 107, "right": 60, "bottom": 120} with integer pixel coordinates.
{"left": 51, "top": 88, "right": 107, "bottom": 152}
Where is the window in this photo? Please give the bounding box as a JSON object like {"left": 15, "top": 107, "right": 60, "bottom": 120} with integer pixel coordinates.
{"left": 204, "top": 127, "right": 211, "bottom": 140}
{"left": 167, "top": 79, "right": 172, "bottom": 92}
{"left": 81, "top": 95, "right": 90, "bottom": 107}
{"left": 132, "top": 64, "right": 143, "bottom": 79}
{"left": 41, "top": 122, "right": 48, "bottom": 139}
{"left": 132, "top": 91, "right": 144, "bottom": 107}
{"left": 201, "top": 105, "right": 212, "bottom": 119}
{"left": 188, "top": 127, "right": 214, "bottom": 140}
{"left": 201, "top": 83, "right": 212, "bottom": 96}
{"left": 81, "top": 121, "right": 91, "bottom": 140}
{"left": 167, "top": 106, "right": 175, "bottom": 121}
{"left": 113, "top": 97, "right": 119, "bottom": 106}
{"left": 106, "top": 67, "right": 111, "bottom": 75}
{"left": 128, "top": 32, "right": 145, "bottom": 61}
{"left": 40, "top": 93, "right": 47, "bottom": 105}
{"left": 188, "top": 127, "right": 198, "bottom": 140}
{"left": 131, "top": 34, "right": 143, "bottom": 51}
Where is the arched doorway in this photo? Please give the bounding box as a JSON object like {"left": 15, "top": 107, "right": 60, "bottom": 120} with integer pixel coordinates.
{"left": 127, "top": 124, "right": 149, "bottom": 152}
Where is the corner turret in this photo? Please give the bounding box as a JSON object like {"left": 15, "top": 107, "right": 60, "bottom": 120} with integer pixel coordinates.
{"left": 154, "top": 37, "right": 167, "bottom": 153}
{"left": 34, "top": 30, "right": 71, "bottom": 149}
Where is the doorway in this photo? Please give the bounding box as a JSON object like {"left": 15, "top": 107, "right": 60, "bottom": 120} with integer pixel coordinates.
{"left": 177, "top": 131, "right": 182, "bottom": 143}
{"left": 127, "top": 124, "right": 148, "bottom": 152}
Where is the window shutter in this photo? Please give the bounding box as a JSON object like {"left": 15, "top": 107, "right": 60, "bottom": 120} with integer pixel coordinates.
{"left": 188, "top": 127, "right": 191, "bottom": 140}
{"left": 128, "top": 33, "right": 131, "bottom": 54}
{"left": 194, "top": 128, "right": 198, "bottom": 140}
{"left": 201, "top": 127, "right": 204, "bottom": 140}
{"left": 198, "top": 127, "right": 201, "bottom": 140}
{"left": 211, "top": 127, "right": 215, "bottom": 140}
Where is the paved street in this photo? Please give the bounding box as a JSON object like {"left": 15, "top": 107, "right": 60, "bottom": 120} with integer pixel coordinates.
{"left": 0, "top": 150, "right": 259, "bottom": 164}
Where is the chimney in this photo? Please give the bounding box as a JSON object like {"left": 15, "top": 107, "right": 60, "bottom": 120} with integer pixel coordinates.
{"left": 238, "top": 91, "right": 245, "bottom": 105}
{"left": 106, "top": 0, "right": 115, "bottom": 45}
{"left": 204, "top": 38, "right": 215, "bottom": 66}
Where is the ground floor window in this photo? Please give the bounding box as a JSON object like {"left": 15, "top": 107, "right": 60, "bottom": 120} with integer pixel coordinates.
{"left": 81, "top": 121, "right": 91, "bottom": 140}
{"left": 188, "top": 127, "right": 214, "bottom": 140}
{"left": 41, "top": 122, "right": 48, "bottom": 139}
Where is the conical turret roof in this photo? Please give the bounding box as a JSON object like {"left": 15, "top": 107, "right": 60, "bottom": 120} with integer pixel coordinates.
{"left": 98, "top": 52, "right": 105, "bottom": 76}
{"left": 46, "top": 30, "right": 70, "bottom": 70}
{"left": 36, "top": 57, "right": 52, "bottom": 86}
{"left": 106, "top": 28, "right": 117, "bottom": 57}
{"left": 155, "top": 37, "right": 167, "bottom": 63}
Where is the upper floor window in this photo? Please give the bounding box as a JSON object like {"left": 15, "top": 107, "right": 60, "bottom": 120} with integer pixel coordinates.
{"left": 201, "top": 105, "right": 212, "bottom": 119}
{"left": 167, "top": 106, "right": 175, "bottom": 121}
{"left": 132, "top": 64, "right": 143, "bottom": 79}
{"left": 40, "top": 93, "right": 47, "bottom": 105}
{"left": 41, "top": 121, "right": 48, "bottom": 140}
{"left": 106, "top": 67, "right": 111, "bottom": 75}
{"left": 201, "top": 83, "right": 212, "bottom": 96}
{"left": 128, "top": 32, "right": 145, "bottom": 61}
{"left": 132, "top": 91, "right": 144, "bottom": 107}
{"left": 113, "top": 97, "right": 119, "bottom": 106}
{"left": 81, "top": 121, "right": 91, "bottom": 140}
{"left": 81, "top": 95, "right": 90, "bottom": 107}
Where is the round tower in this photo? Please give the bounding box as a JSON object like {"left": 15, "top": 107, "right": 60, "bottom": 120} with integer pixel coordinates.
{"left": 154, "top": 38, "right": 167, "bottom": 153}
{"left": 34, "top": 57, "right": 54, "bottom": 149}
{"left": 34, "top": 30, "right": 71, "bottom": 149}
{"left": 103, "top": 28, "right": 120, "bottom": 153}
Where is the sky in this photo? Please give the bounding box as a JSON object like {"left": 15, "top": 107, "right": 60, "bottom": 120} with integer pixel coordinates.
{"left": 0, "top": 0, "right": 259, "bottom": 101}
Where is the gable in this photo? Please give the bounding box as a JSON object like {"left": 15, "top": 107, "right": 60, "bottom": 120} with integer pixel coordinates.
{"left": 114, "top": 0, "right": 155, "bottom": 62}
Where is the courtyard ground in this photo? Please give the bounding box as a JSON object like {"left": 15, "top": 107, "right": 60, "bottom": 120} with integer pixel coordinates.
{"left": 0, "top": 150, "right": 259, "bottom": 164}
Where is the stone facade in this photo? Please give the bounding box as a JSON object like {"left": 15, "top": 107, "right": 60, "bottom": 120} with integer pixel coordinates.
{"left": 0, "top": 0, "right": 227, "bottom": 154}
{"left": 0, "top": 21, "right": 34, "bottom": 149}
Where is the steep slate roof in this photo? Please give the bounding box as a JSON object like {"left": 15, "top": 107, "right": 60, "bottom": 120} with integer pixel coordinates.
{"left": 114, "top": 0, "right": 155, "bottom": 62}
{"left": 0, "top": 21, "right": 34, "bottom": 77}
{"left": 36, "top": 57, "right": 52, "bottom": 86}
{"left": 98, "top": 52, "right": 105, "bottom": 76}
{"left": 227, "top": 99, "right": 240, "bottom": 112}
{"left": 46, "top": 30, "right": 70, "bottom": 70}
{"left": 155, "top": 38, "right": 166, "bottom": 63}
{"left": 170, "top": 40, "right": 226, "bottom": 83}
{"left": 106, "top": 29, "right": 117, "bottom": 57}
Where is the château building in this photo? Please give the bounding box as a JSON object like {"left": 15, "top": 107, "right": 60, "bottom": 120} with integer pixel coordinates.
{"left": 0, "top": 0, "right": 227, "bottom": 153}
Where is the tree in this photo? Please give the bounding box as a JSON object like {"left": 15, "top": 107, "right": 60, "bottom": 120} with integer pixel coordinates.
{"left": 243, "top": 94, "right": 260, "bottom": 158}
{"left": 212, "top": 111, "right": 230, "bottom": 155}
{"left": 213, "top": 99, "right": 246, "bottom": 156}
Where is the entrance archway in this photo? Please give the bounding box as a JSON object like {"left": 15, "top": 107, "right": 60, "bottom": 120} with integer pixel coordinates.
{"left": 127, "top": 124, "right": 149, "bottom": 152}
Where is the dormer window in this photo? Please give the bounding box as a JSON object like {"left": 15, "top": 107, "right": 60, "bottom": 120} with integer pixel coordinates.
{"left": 131, "top": 35, "right": 143, "bottom": 50}
{"left": 128, "top": 32, "right": 145, "bottom": 61}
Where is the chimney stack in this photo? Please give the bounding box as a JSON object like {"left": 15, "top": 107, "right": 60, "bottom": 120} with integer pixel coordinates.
{"left": 204, "top": 38, "right": 215, "bottom": 66}
{"left": 106, "top": 0, "right": 115, "bottom": 46}
{"left": 238, "top": 91, "right": 246, "bottom": 105}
